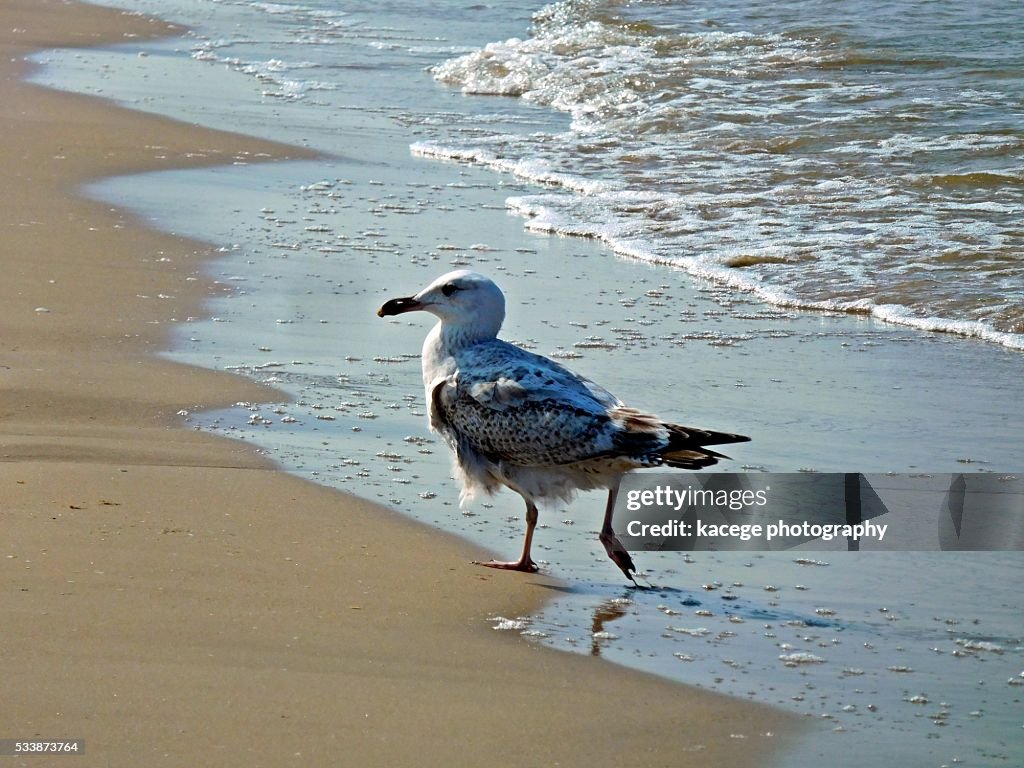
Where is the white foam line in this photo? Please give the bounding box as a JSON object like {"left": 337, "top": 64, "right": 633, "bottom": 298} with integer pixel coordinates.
{"left": 503, "top": 195, "right": 1024, "bottom": 351}
{"left": 410, "top": 141, "right": 615, "bottom": 195}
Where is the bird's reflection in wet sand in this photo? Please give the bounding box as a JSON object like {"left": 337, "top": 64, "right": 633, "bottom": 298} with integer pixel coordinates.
{"left": 590, "top": 595, "right": 631, "bottom": 656}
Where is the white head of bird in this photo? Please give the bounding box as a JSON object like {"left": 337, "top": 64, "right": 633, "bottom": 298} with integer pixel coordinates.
{"left": 376, "top": 269, "right": 506, "bottom": 351}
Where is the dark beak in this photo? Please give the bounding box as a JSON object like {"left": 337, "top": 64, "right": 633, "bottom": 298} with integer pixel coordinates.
{"left": 377, "top": 296, "right": 422, "bottom": 317}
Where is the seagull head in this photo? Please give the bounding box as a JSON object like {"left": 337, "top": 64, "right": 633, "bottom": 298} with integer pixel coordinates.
{"left": 377, "top": 270, "right": 506, "bottom": 340}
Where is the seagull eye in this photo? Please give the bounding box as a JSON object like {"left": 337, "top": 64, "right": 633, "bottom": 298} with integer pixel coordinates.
{"left": 441, "top": 283, "right": 461, "bottom": 297}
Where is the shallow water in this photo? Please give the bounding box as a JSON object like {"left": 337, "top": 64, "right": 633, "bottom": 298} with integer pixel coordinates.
{"left": 55, "top": 0, "right": 1024, "bottom": 349}
{"left": 36, "top": 1, "right": 1024, "bottom": 765}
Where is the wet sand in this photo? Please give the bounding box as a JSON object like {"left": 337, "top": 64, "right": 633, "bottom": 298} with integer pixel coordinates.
{"left": 0, "top": 2, "right": 799, "bottom": 766}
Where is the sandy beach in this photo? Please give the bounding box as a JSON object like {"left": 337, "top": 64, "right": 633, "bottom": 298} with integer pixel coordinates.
{"left": 0, "top": 2, "right": 799, "bottom": 766}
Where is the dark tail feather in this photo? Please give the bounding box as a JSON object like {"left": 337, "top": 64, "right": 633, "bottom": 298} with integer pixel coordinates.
{"left": 661, "top": 424, "right": 750, "bottom": 469}
{"left": 669, "top": 424, "right": 751, "bottom": 446}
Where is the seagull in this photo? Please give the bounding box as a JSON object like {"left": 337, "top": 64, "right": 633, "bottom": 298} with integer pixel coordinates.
{"left": 377, "top": 270, "right": 749, "bottom": 584}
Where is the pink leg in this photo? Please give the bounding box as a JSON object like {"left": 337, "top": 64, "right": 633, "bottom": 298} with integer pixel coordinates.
{"left": 599, "top": 485, "right": 639, "bottom": 584}
{"left": 475, "top": 500, "right": 539, "bottom": 573}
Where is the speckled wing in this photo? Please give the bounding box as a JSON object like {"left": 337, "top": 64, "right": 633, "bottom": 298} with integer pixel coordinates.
{"left": 430, "top": 340, "right": 665, "bottom": 467}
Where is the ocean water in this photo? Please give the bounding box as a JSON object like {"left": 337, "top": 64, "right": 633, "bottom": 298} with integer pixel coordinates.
{"left": 37, "top": 1, "right": 1024, "bottom": 765}
{"left": 423, "top": 0, "right": 1024, "bottom": 351}
{"left": 58, "top": 0, "right": 1024, "bottom": 348}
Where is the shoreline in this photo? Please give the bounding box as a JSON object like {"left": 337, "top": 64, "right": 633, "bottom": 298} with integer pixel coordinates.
{"left": 1, "top": 2, "right": 801, "bottom": 766}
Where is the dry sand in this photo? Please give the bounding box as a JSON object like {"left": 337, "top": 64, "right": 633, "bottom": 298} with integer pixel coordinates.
{"left": 1, "top": 2, "right": 799, "bottom": 765}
